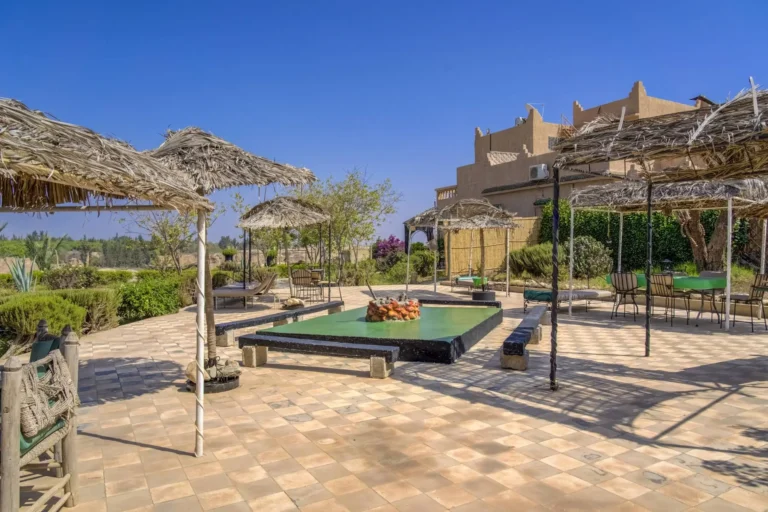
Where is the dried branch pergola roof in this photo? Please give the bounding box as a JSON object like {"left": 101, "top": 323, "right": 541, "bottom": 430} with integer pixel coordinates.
{"left": 149, "top": 127, "right": 315, "bottom": 194}
{"left": 570, "top": 178, "right": 768, "bottom": 213}
{"left": 238, "top": 196, "right": 330, "bottom": 230}
{"left": 0, "top": 99, "right": 212, "bottom": 211}
{"left": 555, "top": 88, "right": 768, "bottom": 183}
{"left": 405, "top": 199, "right": 518, "bottom": 230}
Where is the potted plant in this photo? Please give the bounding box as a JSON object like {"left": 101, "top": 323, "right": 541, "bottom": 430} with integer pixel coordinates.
{"left": 266, "top": 248, "right": 277, "bottom": 267}
{"left": 222, "top": 247, "right": 237, "bottom": 262}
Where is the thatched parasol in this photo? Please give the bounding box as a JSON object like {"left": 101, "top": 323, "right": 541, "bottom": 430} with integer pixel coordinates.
{"left": 238, "top": 196, "right": 330, "bottom": 230}
{"left": 150, "top": 127, "right": 314, "bottom": 193}
{"left": 238, "top": 196, "right": 331, "bottom": 300}
{"left": 149, "top": 127, "right": 315, "bottom": 458}
{"left": 555, "top": 88, "right": 768, "bottom": 182}
{"left": 0, "top": 99, "right": 211, "bottom": 212}
{"left": 405, "top": 199, "right": 518, "bottom": 295}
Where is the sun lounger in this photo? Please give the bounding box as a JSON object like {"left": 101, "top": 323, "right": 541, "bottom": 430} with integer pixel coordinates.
{"left": 213, "top": 273, "right": 277, "bottom": 309}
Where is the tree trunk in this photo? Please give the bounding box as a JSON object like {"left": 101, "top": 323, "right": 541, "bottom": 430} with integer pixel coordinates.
{"left": 678, "top": 210, "right": 730, "bottom": 272}
{"left": 205, "top": 247, "right": 216, "bottom": 366}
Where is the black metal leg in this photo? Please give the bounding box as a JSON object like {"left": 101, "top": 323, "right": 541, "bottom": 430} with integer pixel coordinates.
{"left": 763, "top": 304, "right": 767, "bottom": 331}
{"left": 750, "top": 302, "right": 754, "bottom": 333}
{"left": 686, "top": 296, "right": 690, "bottom": 325}
{"left": 632, "top": 293, "right": 638, "bottom": 321}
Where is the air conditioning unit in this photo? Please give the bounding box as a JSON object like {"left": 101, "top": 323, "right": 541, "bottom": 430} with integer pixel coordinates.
{"left": 529, "top": 164, "right": 549, "bottom": 181}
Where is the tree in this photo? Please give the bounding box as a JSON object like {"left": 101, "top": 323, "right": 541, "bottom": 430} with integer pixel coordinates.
{"left": 677, "top": 210, "right": 730, "bottom": 271}
{"left": 218, "top": 236, "right": 238, "bottom": 250}
{"left": 297, "top": 169, "right": 401, "bottom": 278}
{"left": 25, "top": 232, "right": 65, "bottom": 271}
{"left": 128, "top": 211, "right": 197, "bottom": 273}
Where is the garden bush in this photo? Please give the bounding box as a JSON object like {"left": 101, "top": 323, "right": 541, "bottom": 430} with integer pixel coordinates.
{"left": 118, "top": 279, "right": 181, "bottom": 323}
{"left": 373, "top": 236, "right": 405, "bottom": 271}
{"left": 97, "top": 269, "right": 134, "bottom": 285}
{"left": 43, "top": 265, "right": 100, "bottom": 289}
{"left": 385, "top": 260, "right": 409, "bottom": 284}
{"left": 410, "top": 250, "right": 435, "bottom": 277}
{"left": 508, "top": 243, "right": 564, "bottom": 277}
{"left": 51, "top": 288, "right": 120, "bottom": 333}
{"left": 0, "top": 294, "right": 86, "bottom": 342}
{"left": 212, "top": 271, "right": 232, "bottom": 288}
{"left": 570, "top": 236, "right": 612, "bottom": 280}
{"left": 136, "top": 269, "right": 164, "bottom": 281}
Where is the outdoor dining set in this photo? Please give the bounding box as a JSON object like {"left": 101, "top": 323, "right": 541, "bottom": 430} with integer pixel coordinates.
{"left": 609, "top": 271, "right": 768, "bottom": 331}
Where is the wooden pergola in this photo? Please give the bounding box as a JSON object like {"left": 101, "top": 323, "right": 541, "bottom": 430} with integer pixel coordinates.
{"left": 549, "top": 82, "right": 768, "bottom": 391}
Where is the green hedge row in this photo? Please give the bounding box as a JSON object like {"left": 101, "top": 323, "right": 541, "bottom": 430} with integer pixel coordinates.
{"left": 0, "top": 268, "right": 134, "bottom": 290}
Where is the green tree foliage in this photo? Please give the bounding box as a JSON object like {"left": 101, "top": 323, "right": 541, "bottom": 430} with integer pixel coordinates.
{"left": 538, "top": 200, "right": 728, "bottom": 271}
{"left": 100, "top": 235, "right": 153, "bottom": 268}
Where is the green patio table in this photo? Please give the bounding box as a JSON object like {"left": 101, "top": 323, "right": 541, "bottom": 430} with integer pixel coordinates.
{"left": 606, "top": 274, "right": 727, "bottom": 325}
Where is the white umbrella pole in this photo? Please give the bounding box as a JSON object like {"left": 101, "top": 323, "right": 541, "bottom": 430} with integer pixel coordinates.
{"left": 433, "top": 220, "right": 439, "bottom": 292}
{"left": 505, "top": 228, "right": 510, "bottom": 297}
{"left": 405, "top": 228, "right": 412, "bottom": 293}
{"left": 194, "top": 210, "right": 206, "bottom": 457}
{"left": 618, "top": 213, "right": 624, "bottom": 272}
{"left": 725, "top": 198, "right": 732, "bottom": 330}
{"left": 568, "top": 207, "right": 574, "bottom": 316}
{"left": 761, "top": 218, "right": 767, "bottom": 275}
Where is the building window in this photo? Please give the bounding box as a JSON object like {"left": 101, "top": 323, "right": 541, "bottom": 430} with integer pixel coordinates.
{"left": 548, "top": 136, "right": 559, "bottom": 150}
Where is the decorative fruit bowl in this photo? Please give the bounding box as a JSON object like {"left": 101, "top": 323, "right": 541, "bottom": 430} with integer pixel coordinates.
{"left": 366, "top": 297, "right": 420, "bottom": 322}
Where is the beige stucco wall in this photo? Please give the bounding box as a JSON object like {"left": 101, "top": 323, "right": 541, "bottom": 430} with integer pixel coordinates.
{"left": 441, "top": 81, "right": 699, "bottom": 216}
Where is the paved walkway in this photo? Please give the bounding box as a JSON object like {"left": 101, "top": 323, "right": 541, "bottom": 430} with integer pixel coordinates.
{"left": 27, "top": 285, "right": 768, "bottom": 511}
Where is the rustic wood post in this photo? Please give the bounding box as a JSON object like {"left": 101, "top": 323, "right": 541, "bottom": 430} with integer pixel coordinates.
{"left": 61, "top": 327, "right": 80, "bottom": 507}
{"left": 1, "top": 356, "right": 22, "bottom": 512}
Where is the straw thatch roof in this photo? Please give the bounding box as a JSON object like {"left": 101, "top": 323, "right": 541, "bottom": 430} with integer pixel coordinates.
{"left": 555, "top": 88, "right": 768, "bottom": 183}
{"left": 238, "top": 196, "right": 329, "bottom": 230}
{"left": 150, "top": 127, "right": 315, "bottom": 194}
{"left": 0, "top": 99, "right": 212, "bottom": 211}
{"left": 571, "top": 178, "right": 768, "bottom": 213}
{"left": 405, "top": 199, "right": 518, "bottom": 230}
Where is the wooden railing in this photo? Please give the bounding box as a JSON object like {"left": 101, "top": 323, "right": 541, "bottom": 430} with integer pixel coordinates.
{"left": 436, "top": 186, "right": 457, "bottom": 202}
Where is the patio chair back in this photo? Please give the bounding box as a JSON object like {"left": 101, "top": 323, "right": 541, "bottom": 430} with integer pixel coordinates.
{"left": 291, "top": 269, "right": 312, "bottom": 287}
{"left": 258, "top": 273, "right": 277, "bottom": 294}
{"left": 748, "top": 273, "right": 768, "bottom": 301}
{"left": 310, "top": 270, "right": 322, "bottom": 283}
{"left": 650, "top": 274, "right": 674, "bottom": 298}
{"left": 610, "top": 272, "right": 638, "bottom": 293}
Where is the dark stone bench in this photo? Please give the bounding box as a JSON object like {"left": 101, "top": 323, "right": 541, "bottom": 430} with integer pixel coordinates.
{"left": 501, "top": 305, "right": 548, "bottom": 371}
{"left": 215, "top": 301, "right": 344, "bottom": 347}
{"left": 419, "top": 298, "right": 502, "bottom": 309}
{"left": 239, "top": 334, "right": 399, "bottom": 378}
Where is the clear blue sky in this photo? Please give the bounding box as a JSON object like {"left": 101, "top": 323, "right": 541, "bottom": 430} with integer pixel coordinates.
{"left": 2, "top": 0, "right": 767, "bottom": 243}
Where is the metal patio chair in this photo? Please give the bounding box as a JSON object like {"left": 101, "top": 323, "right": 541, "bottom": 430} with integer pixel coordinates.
{"left": 610, "top": 272, "right": 639, "bottom": 321}
{"left": 650, "top": 273, "right": 691, "bottom": 326}
{"left": 720, "top": 273, "right": 768, "bottom": 332}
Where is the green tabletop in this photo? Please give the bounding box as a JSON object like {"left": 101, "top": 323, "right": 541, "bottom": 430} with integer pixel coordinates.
{"left": 605, "top": 274, "right": 726, "bottom": 290}
{"left": 456, "top": 276, "right": 488, "bottom": 286}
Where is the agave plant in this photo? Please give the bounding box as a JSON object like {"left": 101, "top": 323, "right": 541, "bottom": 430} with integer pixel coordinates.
{"left": 8, "top": 257, "right": 35, "bottom": 292}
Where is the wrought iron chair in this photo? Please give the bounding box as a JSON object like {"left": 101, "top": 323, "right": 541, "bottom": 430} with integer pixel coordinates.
{"left": 650, "top": 274, "right": 691, "bottom": 326}
{"left": 720, "top": 273, "right": 768, "bottom": 332}
{"left": 291, "top": 269, "right": 321, "bottom": 302}
{"left": 610, "top": 272, "right": 639, "bottom": 320}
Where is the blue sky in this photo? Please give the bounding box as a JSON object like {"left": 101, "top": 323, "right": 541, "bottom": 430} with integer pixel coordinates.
{"left": 2, "top": 0, "right": 767, "bottom": 243}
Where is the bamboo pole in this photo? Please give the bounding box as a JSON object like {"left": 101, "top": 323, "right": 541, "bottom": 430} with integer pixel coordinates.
{"left": 405, "top": 228, "right": 412, "bottom": 293}
{"left": 433, "top": 218, "right": 438, "bottom": 292}
{"left": 195, "top": 211, "right": 206, "bottom": 456}
{"left": 618, "top": 213, "right": 624, "bottom": 272}
{"left": 468, "top": 230, "right": 474, "bottom": 277}
{"left": 505, "top": 228, "right": 510, "bottom": 297}
{"left": 0, "top": 356, "right": 22, "bottom": 512}
{"left": 725, "top": 198, "right": 732, "bottom": 330}
{"left": 761, "top": 218, "right": 766, "bottom": 275}
{"left": 61, "top": 329, "right": 80, "bottom": 507}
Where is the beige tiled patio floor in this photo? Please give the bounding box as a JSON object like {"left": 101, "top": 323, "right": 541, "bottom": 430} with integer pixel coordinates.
{"left": 26, "top": 285, "right": 768, "bottom": 511}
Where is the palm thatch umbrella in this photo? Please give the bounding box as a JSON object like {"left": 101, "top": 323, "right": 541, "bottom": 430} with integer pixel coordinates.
{"left": 149, "top": 127, "right": 315, "bottom": 457}
{"left": 404, "top": 199, "right": 518, "bottom": 295}
{"left": 238, "top": 196, "right": 331, "bottom": 300}
{"left": 0, "top": 98, "right": 214, "bottom": 509}
{"left": 0, "top": 99, "right": 210, "bottom": 212}
{"left": 568, "top": 178, "right": 768, "bottom": 315}
{"left": 549, "top": 80, "right": 768, "bottom": 391}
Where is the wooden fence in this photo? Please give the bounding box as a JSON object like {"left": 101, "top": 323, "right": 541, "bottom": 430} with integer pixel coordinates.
{"left": 446, "top": 216, "right": 540, "bottom": 278}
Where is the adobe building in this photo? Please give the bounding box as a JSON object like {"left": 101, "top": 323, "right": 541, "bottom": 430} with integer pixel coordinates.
{"left": 435, "top": 82, "right": 703, "bottom": 217}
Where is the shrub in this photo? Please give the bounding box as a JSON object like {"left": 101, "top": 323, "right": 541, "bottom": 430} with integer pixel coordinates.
{"left": 8, "top": 258, "right": 36, "bottom": 292}
{"left": 43, "top": 265, "right": 100, "bottom": 290}
{"left": 51, "top": 288, "right": 120, "bottom": 333}
{"left": 374, "top": 236, "right": 405, "bottom": 271}
{"left": 212, "top": 271, "right": 232, "bottom": 288}
{"left": 385, "top": 260, "right": 409, "bottom": 284}
{"left": 0, "top": 294, "right": 85, "bottom": 342}
{"left": 410, "top": 251, "right": 435, "bottom": 278}
{"left": 508, "top": 243, "right": 563, "bottom": 277}
{"left": 219, "top": 261, "right": 240, "bottom": 273}
{"left": 410, "top": 241, "right": 429, "bottom": 253}
{"left": 97, "top": 270, "right": 134, "bottom": 285}
{"left": 136, "top": 269, "right": 164, "bottom": 281}
{"left": 118, "top": 279, "right": 181, "bottom": 323}
{"left": 221, "top": 247, "right": 238, "bottom": 258}
{"left": 570, "top": 236, "right": 613, "bottom": 279}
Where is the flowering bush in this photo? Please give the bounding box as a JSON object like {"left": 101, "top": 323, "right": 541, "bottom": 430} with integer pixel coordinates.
{"left": 373, "top": 236, "right": 404, "bottom": 260}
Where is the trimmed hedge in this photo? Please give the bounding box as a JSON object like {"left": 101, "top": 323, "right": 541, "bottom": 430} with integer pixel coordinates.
{"left": 118, "top": 279, "right": 181, "bottom": 323}
{"left": 508, "top": 243, "right": 564, "bottom": 277}
{"left": 0, "top": 294, "right": 86, "bottom": 341}
{"left": 51, "top": 288, "right": 120, "bottom": 333}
